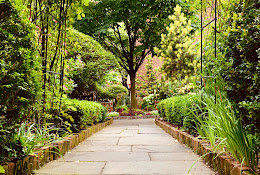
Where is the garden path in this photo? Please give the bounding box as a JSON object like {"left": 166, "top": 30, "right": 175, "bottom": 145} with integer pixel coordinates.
{"left": 35, "top": 118, "right": 216, "bottom": 175}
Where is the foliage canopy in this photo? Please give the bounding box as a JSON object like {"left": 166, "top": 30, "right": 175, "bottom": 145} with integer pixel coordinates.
{"left": 74, "top": 0, "right": 193, "bottom": 108}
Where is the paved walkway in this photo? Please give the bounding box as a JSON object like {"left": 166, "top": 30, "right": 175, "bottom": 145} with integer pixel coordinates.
{"left": 36, "top": 119, "right": 216, "bottom": 175}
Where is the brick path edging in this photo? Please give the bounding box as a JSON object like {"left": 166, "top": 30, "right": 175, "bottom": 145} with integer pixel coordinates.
{"left": 155, "top": 118, "right": 258, "bottom": 175}
{"left": 1, "top": 119, "right": 113, "bottom": 175}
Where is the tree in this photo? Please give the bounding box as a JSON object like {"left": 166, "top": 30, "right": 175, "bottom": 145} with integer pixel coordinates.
{"left": 66, "top": 28, "right": 118, "bottom": 99}
{"left": 136, "top": 56, "right": 158, "bottom": 96}
{"left": 155, "top": 5, "right": 198, "bottom": 81}
{"left": 74, "top": 0, "right": 191, "bottom": 109}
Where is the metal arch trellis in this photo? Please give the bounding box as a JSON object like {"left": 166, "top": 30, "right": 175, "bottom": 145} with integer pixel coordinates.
{"left": 200, "top": 0, "right": 218, "bottom": 103}
{"left": 28, "top": 0, "right": 68, "bottom": 123}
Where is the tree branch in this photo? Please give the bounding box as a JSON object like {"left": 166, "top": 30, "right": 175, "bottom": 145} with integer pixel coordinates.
{"left": 135, "top": 49, "right": 152, "bottom": 72}
{"left": 113, "top": 25, "right": 129, "bottom": 58}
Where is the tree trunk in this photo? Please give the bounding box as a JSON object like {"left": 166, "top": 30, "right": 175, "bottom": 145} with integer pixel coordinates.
{"left": 130, "top": 72, "right": 137, "bottom": 109}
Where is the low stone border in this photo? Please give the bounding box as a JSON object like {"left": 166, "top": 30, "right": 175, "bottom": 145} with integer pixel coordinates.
{"left": 113, "top": 115, "right": 157, "bottom": 120}
{"left": 1, "top": 119, "right": 113, "bottom": 175}
{"left": 155, "top": 118, "right": 258, "bottom": 175}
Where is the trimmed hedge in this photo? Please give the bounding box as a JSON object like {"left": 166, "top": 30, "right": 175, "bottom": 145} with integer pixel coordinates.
{"left": 63, "top": 98, "right": 107, "bottom": 131}
{"left": 157, "top": 94, "right": 201, "bottom": 135}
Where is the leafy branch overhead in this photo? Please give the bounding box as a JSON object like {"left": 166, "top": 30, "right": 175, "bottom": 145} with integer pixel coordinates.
{"left": 74, "top": 0, "right": 193, "bottom": 108}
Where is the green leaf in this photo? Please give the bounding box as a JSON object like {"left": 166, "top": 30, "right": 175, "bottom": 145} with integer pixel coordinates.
{"left": 0, "top": 165, "right": 5, "bottom": 173}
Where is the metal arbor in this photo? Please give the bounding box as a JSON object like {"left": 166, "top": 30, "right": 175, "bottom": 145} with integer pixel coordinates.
{"left": 200, "top": 0, "right": 218, "bottom": 103}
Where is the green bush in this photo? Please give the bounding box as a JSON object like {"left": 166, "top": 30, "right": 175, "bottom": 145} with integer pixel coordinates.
{"left": 151, "top": 110, "right": 159, "bottom": 116}
{"left": 63, "top": 98, "right": 107, "bottom": 131}
{"left": 141, "top": 94, "right": 155, "bottom": 109}
{"left": 0, "top": 0, "right": 41, "bottom": 126}
{"left": 219, "top": 1, "right": 260, "bottom": 135}
{"left": 115, "top": 105, "right": 128, "bottom": 112}
{"left": 107, "top": 112, "right": 119, "bottom": 118}
{"left": 0, "top": 0, "right": 41, "bottom": 163}
{"left": 99, "top": 85, "right": 128, "bottom": 99}
{"left": 157, "top": 94, "right": 201, "bottom": 135}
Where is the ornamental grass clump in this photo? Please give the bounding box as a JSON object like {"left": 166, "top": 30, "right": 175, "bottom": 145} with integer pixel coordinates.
{"left": 195, "top": 92, "right": 258, "bottom": 171}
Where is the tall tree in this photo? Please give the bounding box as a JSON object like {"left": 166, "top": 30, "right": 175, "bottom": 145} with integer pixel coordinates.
{"left": 136, "top": 56, "right": 158, "bottom": 96}
{"left": 155, "top": 5, "right": 198, "bottom": 81}
{"left": 74, "top": 0, "right": 191, "bottom": 109}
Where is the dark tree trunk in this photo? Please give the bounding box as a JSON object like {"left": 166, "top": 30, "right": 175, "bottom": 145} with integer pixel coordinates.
{"left": 129, "top": 71, "right": 137, "bottom": 109}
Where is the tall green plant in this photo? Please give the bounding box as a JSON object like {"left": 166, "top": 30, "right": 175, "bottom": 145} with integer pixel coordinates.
{"left": 195, "top": 92, "right": 258, "bottom": 170}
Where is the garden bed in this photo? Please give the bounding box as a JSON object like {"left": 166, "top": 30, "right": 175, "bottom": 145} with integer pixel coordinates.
{"left": 155, "top": 117, "right": 259, "bottom": 175}
{"left": 112, "top": 115, "right": 157, "bottom": 120}
{"left": 0, "top": 119, "right": 113, "bottom": 175}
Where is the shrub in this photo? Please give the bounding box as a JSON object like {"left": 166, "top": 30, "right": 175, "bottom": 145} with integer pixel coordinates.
{"left": 151, "top": 110, "right": 159, "bottom": 116}
{"left": 141, "top": 94, "right": 156, "bottom": 110}
{"left": 0, "top": 0, "right": 41, "bottom": 127}
{"left": 107, "top": 112, "right": 119, "bottom": 118}
{"left": 157, "top": 94, "right": 201, "bottom": 135}
{"left": 157, "top": 99, "right": 167, "bottom": 118}
{"left": 0, "top": 1, "right": 41, "bottom": 163}
{"left": 115, "top": 105, "right": 128, "bottom": 112}
{"left": 145, "top": 110, "right": 158, "bottom": 116}
{"left": 99, "top": 85, "right": 128, "bottom": 100}
{"left": 219, "top": 1, "right": 260, "bottom": 136}
{"left": 62, "top": 98, "right": 107, "bottom": 131}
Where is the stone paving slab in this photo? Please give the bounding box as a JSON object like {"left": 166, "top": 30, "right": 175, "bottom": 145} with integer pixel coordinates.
{"left": 35, "top": 119, "right": 216, "bottom": 175}
{"left": 149, "top": 152, "right": 200, "bottom": 161}
{"left": 72, "top": 145, "right": 131, "bottom": 152}
{"left": 36, "top": 161, "right": 106, "bottom": 174}
{"left": 118, "top": 134, "right": 176, "bottom": 146}
{"left": 78, "top": 138, "right": 119, "bottom": 145}
{"left": 121, "top": 129, "right": 139, "bottom": 134}
{"left": 58, "top": 151, "right": 150, "bottom": 162}
{"left": 132, "top": 145, "right": 190, "bottom": 153}
{"left": 93, "top": 133, "right": 135, "bottom": 138}
{"left": 138, "top": 128, "right": 165, "bottom": 134}
{"left": 102, "top": 161, "right": 215, "bottom": 175}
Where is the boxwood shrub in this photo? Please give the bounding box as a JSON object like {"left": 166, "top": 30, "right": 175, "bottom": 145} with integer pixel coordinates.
{"left": 157, "top": 94, "right": 201, "bottom": 135}
{"left": 63, "top": 98, "right": 107, "bottom": 131}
